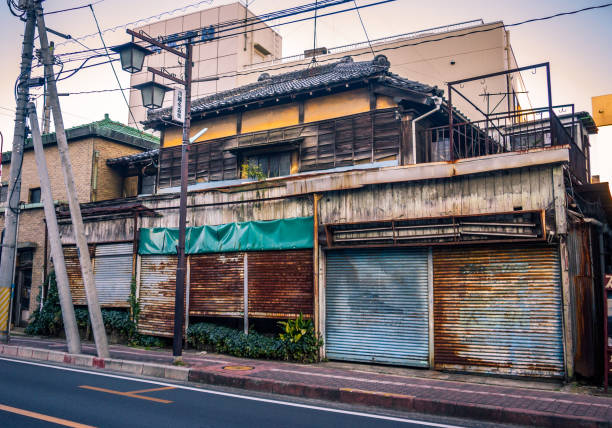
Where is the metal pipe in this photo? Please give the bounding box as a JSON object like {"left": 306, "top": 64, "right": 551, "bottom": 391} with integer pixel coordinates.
{"left": 411, "top": 97, "right": 442, "bottom": 164}
{"left": 172, "top": 40, "right": 193, "bottom": 361}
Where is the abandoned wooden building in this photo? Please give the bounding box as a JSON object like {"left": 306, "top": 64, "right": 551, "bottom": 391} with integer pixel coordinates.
{"left": 57, "top": 55, "right": 612, "bottom": 381}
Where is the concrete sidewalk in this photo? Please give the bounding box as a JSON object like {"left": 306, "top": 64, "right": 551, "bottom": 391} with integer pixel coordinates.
{"left": 3, "top": 335, "right": 612, "bottom": 428}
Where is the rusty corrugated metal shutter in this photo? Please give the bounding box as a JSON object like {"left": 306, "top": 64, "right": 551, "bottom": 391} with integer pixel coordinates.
{"left": 325, "top": 248, "right": 429, "bottom": 366}
{"left": 93, "top": 243, "right": 133, "bottom": 307}
{"left": 189, "top": 253, "right": 244, "bottom": 317}
{"left": 433, "top": 245, "right": 564, "bottom": 377}
{"left": 63, "top": 246, "right": 95, "bottom": 306}
{"left": 248, "top": 250, "right": 313, "bottom": 318}
{"left": 138, "top": 255, "right": 178, "bottom": 337}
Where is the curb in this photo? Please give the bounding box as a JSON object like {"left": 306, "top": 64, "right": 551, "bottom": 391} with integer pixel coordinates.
{"left": 0, "top": 344, "right": 608, "bottom": 428}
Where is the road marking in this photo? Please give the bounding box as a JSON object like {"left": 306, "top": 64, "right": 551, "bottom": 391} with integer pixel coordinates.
{"left": 79, "top": 385, "right": 173, "bottom": 404}
{"left": 126, "top": 386, "right": 176, "bottom": 394}
{"left": 0, "top": 403, "right": 96, "bottom": 428}
{"left": 0, "top": 357, "right": 464, "bottom": 428}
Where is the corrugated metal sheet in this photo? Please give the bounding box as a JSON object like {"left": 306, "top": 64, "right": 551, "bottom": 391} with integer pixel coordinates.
{"left": 63, "top": 245, "right": 95, "bottom": 306}
{"left": 325, "top": 248, "right": 429, "bottom": 366}
{"left": 433, "top": 245, "right": 564, "bottom": 377}
{"left": 189, "top": 253, "right": 244, "bottom": 317}
{"left": 567, "top": 223, "right": 596, "bottom": 378}
{"left": 94, "top": 243, "right": 133, "bottom": 307}
{"left": 248, "top": 250, "right": 313, "bottom": 318}
{"left": 138, "top": 255, "right": 178, "bottom": 337}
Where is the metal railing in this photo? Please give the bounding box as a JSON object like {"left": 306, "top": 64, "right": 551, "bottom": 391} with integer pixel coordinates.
{"left": 421, "top": 106, "right": 589, "bottom": 183}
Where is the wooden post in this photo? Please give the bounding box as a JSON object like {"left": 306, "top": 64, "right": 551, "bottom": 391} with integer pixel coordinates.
{"left": 553, "top": 165, "right": 573, "bottom": 379}
{"left": 243, "top": 253, "right": 248, "bottom": 334}
{"left": 313, "top": 194, "right": 322, "bottom": 336}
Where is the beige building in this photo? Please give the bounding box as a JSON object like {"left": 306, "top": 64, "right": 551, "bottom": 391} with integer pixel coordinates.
{"left": 238, "top": 20, "right": 523, "bottom": 122}
{"left": 128, "top": 2, "right": 282, "bottom": 126}
{"left": 0, "top": 114, "right": 158, "bottom": 327}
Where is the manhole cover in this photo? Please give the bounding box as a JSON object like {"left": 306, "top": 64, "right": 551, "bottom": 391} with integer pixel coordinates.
{"left": 222, "top": 365, "right": 254, "bottom": 371}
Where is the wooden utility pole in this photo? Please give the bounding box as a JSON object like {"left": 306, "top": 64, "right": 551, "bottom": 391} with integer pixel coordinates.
{"left": 27, "top": 103, "right": 81, "bottom": 354}
{"left": 0, "top": 0, "right": 36, "bottom": 341}
{"left": 34, "top": 0, "right": 109, "bottom": 358}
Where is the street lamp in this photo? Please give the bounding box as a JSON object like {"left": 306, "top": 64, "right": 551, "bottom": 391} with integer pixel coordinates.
{"left": 110, "top": 42, "right": 152, "bottom": 74}
{"left": 133, "top": 81, "right": 172, "bottom": 109}
{"left": 123, "top": 28, "right": 194, "bottom": 363}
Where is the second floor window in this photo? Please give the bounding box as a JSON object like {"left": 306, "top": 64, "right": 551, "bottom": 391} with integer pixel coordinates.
{"left": 244, "top": 152, "right": 292, "bottom": 179}
{"left": 29, "top": 188, "right": 41, "bottom": 204}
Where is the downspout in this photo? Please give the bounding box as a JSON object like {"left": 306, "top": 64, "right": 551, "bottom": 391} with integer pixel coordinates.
{"left": 411, "top": 97, "right": 442, "bottom": 164}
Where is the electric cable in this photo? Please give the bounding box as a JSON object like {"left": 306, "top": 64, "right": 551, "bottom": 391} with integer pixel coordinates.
{"left": 88, "top": 4, "right": 141, "bottom": 131}
{"left": 54, "top": 0, "right": 215, "bottom": 47}
{"left": 44, "top": 1, "right": 105, "bottom": 16}
{"left": 353, "top": 0, "right": 376, "bottom": 58}
{"left": 17, "top": 2, "right": 612, "bottom": 102}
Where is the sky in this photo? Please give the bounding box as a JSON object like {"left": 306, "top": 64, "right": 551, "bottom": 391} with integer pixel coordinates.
{"left": 1, "top": 0, "right": 610, "bottom": 183}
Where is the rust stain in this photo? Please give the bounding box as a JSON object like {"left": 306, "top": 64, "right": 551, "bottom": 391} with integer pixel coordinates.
{"left": 433, "top": 244, "right": 564, "bottom": 377}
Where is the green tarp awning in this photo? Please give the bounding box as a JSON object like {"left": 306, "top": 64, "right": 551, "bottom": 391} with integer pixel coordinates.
{"left": 138, "top": 216, "right": 314, "bottom": 255}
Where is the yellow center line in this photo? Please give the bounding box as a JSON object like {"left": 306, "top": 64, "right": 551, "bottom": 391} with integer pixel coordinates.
{"left": 0, "top": 403, "right": 96, "bottom": 428}
{"left": 126, "top": 386, "right": 176, "bottom": 394}
{"left": 79, "top": 386, "right": 173, "bottom": 404}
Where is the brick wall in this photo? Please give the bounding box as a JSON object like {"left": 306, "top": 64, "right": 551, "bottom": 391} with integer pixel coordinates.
{"left": 2, "top": 138, "right": 94, "bottom": 204}
{"left": 92, "top": 139, "right": 143, "bottom": 201}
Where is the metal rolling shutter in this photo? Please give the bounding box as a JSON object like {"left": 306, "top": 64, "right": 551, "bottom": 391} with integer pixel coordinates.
{"left": 94, "top": 243, "right": 133, "bottom": 307}
{"left": 189, "top": 253, "right": 244, "bottom": 317}
{"left": 326, "top": 248, "right": 429, "bottom": 366}
{"left": 433, "top": 245, "right": 564, "bottom": 377}
{"left": 63, "top": 246, "right": 95, "bottom": 306}
{"left": 248, "top": 250, "right": 313, "bottom": 319}
{"left": 138, "top": 255, "right": 178, "bottom": 337}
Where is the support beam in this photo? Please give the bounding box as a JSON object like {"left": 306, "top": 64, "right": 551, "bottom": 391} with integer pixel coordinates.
{"left": 35, "top": 1, "right": 109, "bottom": 358}
{"left": 26, "top": 103, "right": 81, "bottom": 354}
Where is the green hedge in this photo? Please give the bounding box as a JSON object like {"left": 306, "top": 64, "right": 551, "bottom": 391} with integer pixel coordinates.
{"left": 26, "top": 272, "right": 162, "bottom": 347}
{"left": 187, "top": 316, "right": 322, "bottom": 363}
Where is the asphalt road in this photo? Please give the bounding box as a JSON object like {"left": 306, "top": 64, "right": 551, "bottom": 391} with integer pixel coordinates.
{"left": 0, "top": 357, "right": 471, "bottom": 428}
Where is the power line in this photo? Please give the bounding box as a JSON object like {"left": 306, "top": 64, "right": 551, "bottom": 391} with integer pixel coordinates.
{"left": 44, "top": 1, "right": 106, "bottom": 16}
{"left": 55, "top": 0, "right": 215, "bottom": 47}
{"left": 29, "top": 2, "right": 612, "bottom": 98}
{"left": 353, "top": 0, "right": 375, "bottom": 58}
{"left": 34, "top": 0, "right": 383, "bottom": 79}
{"left": 52, "top": 0, "right": 352, "bottom": 60}
{"left": 89, "top": 4, "right": 141, "bottom": 131}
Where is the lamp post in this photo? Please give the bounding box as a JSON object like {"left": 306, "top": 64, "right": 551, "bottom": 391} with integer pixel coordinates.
{"left": 116, "top": 31, "right": 193, "bottom": 361}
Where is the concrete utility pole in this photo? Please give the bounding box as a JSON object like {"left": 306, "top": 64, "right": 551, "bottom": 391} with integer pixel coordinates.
{"left": 0, "top": 0, "right": 36, "bottom": 341}
{"left": 34, "top": 0, "right": 109, "bottom": 358}
{"left": 27, "top": 103, "right": 81, "bottom": 355}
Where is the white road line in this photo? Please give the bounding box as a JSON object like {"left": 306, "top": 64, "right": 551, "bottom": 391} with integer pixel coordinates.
{"left": 0, "top": 356, "right": 463, "bottom": 428}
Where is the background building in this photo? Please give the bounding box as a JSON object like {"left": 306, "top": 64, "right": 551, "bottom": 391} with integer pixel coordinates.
{"left": 0, "top": 114, "right": 158, "bottom": 327}
{"left": 128, "top": 2, "right": 282, "bottom": 127}
{"left": 239, "top": 20, "right": 525, "bottom": 123}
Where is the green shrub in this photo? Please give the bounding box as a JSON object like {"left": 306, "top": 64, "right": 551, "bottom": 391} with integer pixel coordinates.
{"left": 187, "top": 317, "right": 322, "bottom": 363}
{"left": 278, "top": 314, "right": 323, "bottom": 363}
{"left": 26, "top": 272, "right": 62, "bottom": 336}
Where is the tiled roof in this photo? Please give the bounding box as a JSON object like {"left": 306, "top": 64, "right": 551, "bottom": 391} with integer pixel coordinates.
{"left": 145, "top": 55, "right": 442, "bottom": 125}
{"left": 107, "top": 149, "right": 159, "bottom": 167}
{"left": 2, "top": 114, "right": 159, "bottom": 164}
